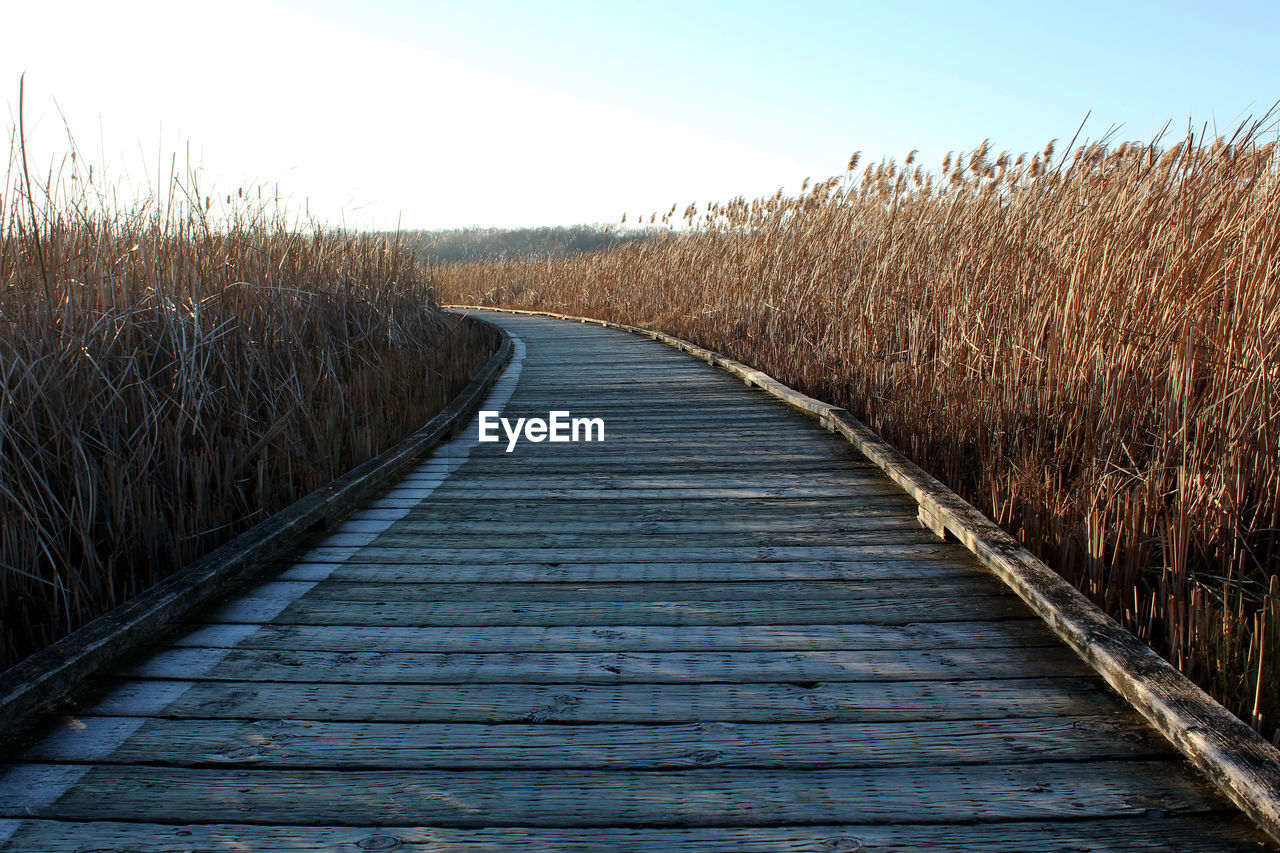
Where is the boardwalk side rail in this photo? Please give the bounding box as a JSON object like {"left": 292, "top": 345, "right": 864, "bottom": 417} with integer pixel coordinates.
{"left": 0, "top": 319, "right": 513, "bottom": 738}
{"left": 450, "top": 304, "right": 1280, "bottom": 844}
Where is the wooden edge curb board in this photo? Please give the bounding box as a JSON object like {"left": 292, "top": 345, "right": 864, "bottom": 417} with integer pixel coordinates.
{"left": 449, "top": 304, "right": 1280, "bottom": 845}
{"left": 0, "top": 317, "right": 514, "bottom": 738}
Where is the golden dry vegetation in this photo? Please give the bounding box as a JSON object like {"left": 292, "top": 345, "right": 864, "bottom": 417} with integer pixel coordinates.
{"left": 436, "top": 119, "right": 1280, "bottom": 735}
{"left": 0, "top": 125, "right": 497, "bottom": 668}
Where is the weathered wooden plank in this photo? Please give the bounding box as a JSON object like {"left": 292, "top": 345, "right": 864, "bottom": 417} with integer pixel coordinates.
{"left": 497, "top": 382, "right": 786, "bottom": 392}
{"left": 441, "top": 461, "right": 880, "bottom": 476}
{"left": 486, "top": 395, "right": 795, "bottom": 406}
{"left": 361, "top": 496, "right": 924, "bottom": 520}
{"left": 121, "top": 646, "right": 1092, "bottom": 683}
{"left": 447, "top": 460, "right": 876, "bottom": 475}
{"left": 485, "top": 403, "right": 773, "bottom": 413}
{"left": 514, "top": 366, "right": 728, "bottom": 374}
{"left": 0, "top": 761, "right": 1230, "bottom": 825}
{"left": 384, "top": 491, "right": 916, "bottom": 512}
{"left": 474, "top": 425, "right": 832, "bottom": 439}
{"left": 1, "top": 816, "right": 1268, "bottom": 853}
{"left": 272, "top": 559, "right": 983, "bottom": 584}
{"left": 466, "top": 431, "right": 827, "bottom": 445}
{"left": 294, "top": 544, "right": 962, "bottom": 563}
{"left": 517, "top": 360, "right": 724, "bottom": 367}
{"left": 476, "top": 405, "right": 817, "bottom": 417}
{"left": 347, "top": 516, "right": 928, "bottom": 534}
{"left": 465, "top": 413, "right": 817, "bottom": 426}
{"left": 22, "top": 715, "right": 1172, "bottom": 769}
{"left": 343, "top": 530, "right": 947, "bottom": 549}
{"left": 452, "top": 428, "right": 853, "bottom": 441}
{"left": 170, "top": 621, "right": 1057, "bottom": 653}
{"left": 455, "top": 445, "right": 865, "bottom": 458}
{"left": 409, "top": 486, "right": 907, "bottom": 500}
{"left": 419, "top": 472, "right": 891, "bottom": 487}
{"left": 211, "top": 593, "right": 1033, "bottom": 626}
{"left": 457, "top": 442, "right": 869, "bottom": 456}
{"left": 481, "top": 401, "right": 805, "bottom": 411}
{"left": 401, "top": 473, "right": 890, "bottom": 489}
{"left": 76, "top": 676, "right": 1144, "bottom": 723}
{"left": 394, "top": 490, "right": 902, "bottom": 502}
{"left": 254, "top": 579, "right": 1013, "bottom": 603}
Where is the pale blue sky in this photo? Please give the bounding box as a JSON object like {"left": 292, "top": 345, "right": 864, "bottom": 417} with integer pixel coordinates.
{"left": 4, "top": 1, "right": 1277, "bottom": 229}
{"left": 289, "top": 0, "right": 1280, "bottom": 167}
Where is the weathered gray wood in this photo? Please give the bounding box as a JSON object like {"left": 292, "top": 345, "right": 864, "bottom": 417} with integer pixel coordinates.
{"left": 460, "top": 306, "right": 1280, "bottom": 844}
{"left": 238, "top": 578, "right": 1013, "bottom": 603}
{"left": 0, "top": 761, "right": 1233, "bottom": 825}
{"left": 395, "top": 486, "right": 907, "bottom": 499}
{"left": 381, "top": 491, "right": 921, "bottom": 512}
{"left": 292, "top": 544, "right": 963, "bottom": 563}
{"left": 77, "top": 676, "right": 1145, "bottom": 723}
{"left": 456, "top": 431, "right": 850, "bottom": 444}
{"left": 464, "top": 414, "right": 815, "bottom": 427}
{"left": 455, "top": 444, "right": 869, "bottom": 457}
{"left": 22, "top": 716, "right": 1171, "bottom": 769}
{"left": 122, "top": 646, "right": 1092, "bottom": 683}
{"left": 210, "top": 593, "right": 1033, "bottom": 626}
{"left": 434, "top": 461, "right": 881, "bottom": 476}
{"left": 343, "top": 529, "right": 947, "bottom": 549}
{"left": 1, "top": 817, "right": 1268, "bottom": 853}
{"left": 352, "top": 497, "right": 926, "bottom": 521}
{"left": 376, "top": 512, "right": 919, "bottom": 531}
{"left": 170, "top": 621, "right": 1056, "bottom": 653}
{"left": 272, "top": 559, "right": 985, "bottom": 584}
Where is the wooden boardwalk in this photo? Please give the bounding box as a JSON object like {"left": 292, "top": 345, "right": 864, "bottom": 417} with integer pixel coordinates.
{"left": 0, "top": 310, "right": 1272, "bottom": 851}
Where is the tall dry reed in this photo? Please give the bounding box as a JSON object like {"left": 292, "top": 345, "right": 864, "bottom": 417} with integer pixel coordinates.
{"left": 0, "top": 122, "right": 497, "bottom": 669}
{"left": 436, "top": 119, "right": 1280, "bottom": 735}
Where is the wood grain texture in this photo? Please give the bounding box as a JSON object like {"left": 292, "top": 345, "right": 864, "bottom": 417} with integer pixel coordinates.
{"left": 0, "top": 761, "right": 1233, "bottom": 825}
{"left": 271, "top": 559, "right": 985, "bottom": 584}
{"left": 340, "top": 530, "right": 950, "bottom": 549}
{"left": 454, "top": 307, "right": 1280, "bottom": 845}
{"left": 209, "top": 594, "right": 1033, "bottom": 627}
{"left": 82, "top": 676, "right": 1134, "bottom": 723}
{"left": 0, "top": 817, "right": 1268, "bottom": 853}
{"left": 23, "top": 716, "right": 1171, "bottom": 768}
{"left": 168, "top": 621, "right": 1059, "bottom": 653}
{"left": 237, "top": 578, "right": 1014, "bottom": 602}
{"left": 379, "top": 496, "right": 923, "bottom": 518}
{"left": 121, "top": 646, "right": 1093, "bottom": 683}
{"left": 291, "top": 544, "right": 963, "bottom": 564}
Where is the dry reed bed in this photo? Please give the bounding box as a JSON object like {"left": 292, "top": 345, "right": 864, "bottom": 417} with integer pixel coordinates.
{"left": 0, "top": 144, "right": 497, "bottom": 670}
{"left": 436, "top": 121, "right": 1280, "bottom": 735}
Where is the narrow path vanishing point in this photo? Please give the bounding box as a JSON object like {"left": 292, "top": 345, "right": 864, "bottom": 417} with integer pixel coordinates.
{"left": 0, "top": 310, "right": 1272, "bottom": 851}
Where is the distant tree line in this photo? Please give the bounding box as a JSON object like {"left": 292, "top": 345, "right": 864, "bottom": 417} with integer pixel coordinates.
{"left": 389, "top": 225, "right": 654, "bottom": 264}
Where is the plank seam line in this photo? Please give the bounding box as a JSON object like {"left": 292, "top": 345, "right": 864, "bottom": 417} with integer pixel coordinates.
{"left": 449, "top": 305, "right": 1280, "bottom": 844}
{"left": 0, "top": 332, "right": 526, "bottom": 826}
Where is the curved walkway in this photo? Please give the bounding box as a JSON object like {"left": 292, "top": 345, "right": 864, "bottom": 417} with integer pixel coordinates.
{"left": 0, "top": 310, "right": 1271, "bottom": 850}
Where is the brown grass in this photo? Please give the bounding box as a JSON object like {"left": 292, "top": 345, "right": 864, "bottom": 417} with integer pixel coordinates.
{"left": 436, "top": 118, "right": 1280, "bottom": 736}
{"left": 0, "top": 113, "right": 497, "bottom": 669}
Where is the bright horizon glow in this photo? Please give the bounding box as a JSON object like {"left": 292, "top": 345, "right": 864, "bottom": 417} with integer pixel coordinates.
{"left": 4, "top": 0, "right": 1278, "bottom": 231}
